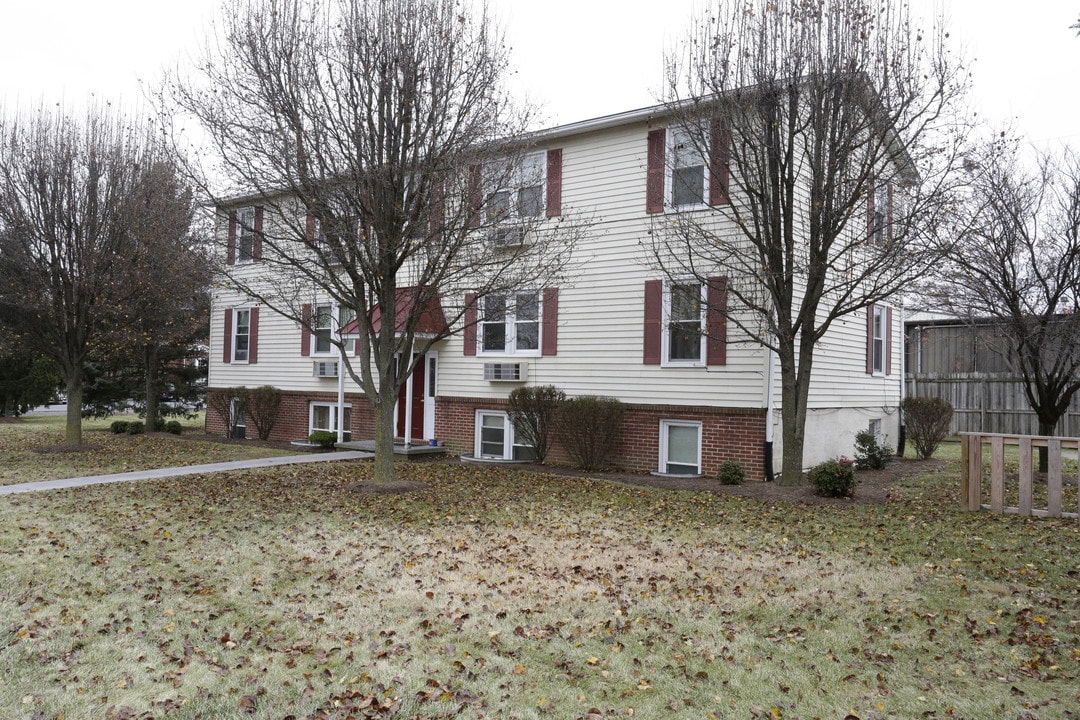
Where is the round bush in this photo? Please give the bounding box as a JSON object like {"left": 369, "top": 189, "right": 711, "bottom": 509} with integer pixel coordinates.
{"left": 716, "top": 460, "right": 745, "bottom": 485}
{"left": 126, "top": 421, "right": 145, "bottom": 435}
{"left": 164, "top": 420, "right": 183, "bottom": 435}
{"left": 808, "top": 457, "right": 855, "bottom": 498}
{"left": 308, "top": 430, "right": 337, "bottom": 448}
{"left": 110, "top": 420, "right": 130, "bottom": 434}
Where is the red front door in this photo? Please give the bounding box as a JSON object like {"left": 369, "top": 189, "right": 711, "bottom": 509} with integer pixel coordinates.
{"left": 396, "top": 355, "right": 425, "bottom": 440}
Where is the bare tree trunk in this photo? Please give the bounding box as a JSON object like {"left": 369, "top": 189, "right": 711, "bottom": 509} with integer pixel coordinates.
{"left": 778, "top": 358, "right": 812, "bottom": 485}
{"left": 144, "top": 346, "right": 159, "bottom": 431}
{"left": 372, "top": 396, "right": 397, "bottom": 482}
{"left": 65, "top": 376, "right": 82, "bottom": 446}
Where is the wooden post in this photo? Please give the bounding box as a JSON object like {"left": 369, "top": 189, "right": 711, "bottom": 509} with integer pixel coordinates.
{"left": 960, "top": 434, "right": 969, "bottom": 509}
{"left": 990, "top": 436, "right": 1004, "bottom": 514}
{"left": 1048, "top": 438, "right": 1063, "bottom": 517}
{"left": 968, "top": 434, "right": 983, "bottom": 511}
{"left": 1019, "top": 436, "right": 1033, "bottom": 517}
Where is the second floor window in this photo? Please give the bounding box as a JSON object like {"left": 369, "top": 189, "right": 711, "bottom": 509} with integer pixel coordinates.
{"left": 312, "top": 304, "right": 356, "bottom": 355}
{"left": 670, "top": 126, "right": 706, "bottom": 208}
{"left": 481, "top": 292, "right": 539, "bottom": 355}
{"left": 233, "top": 309, "right": 250, "bottom": 362}
{"left": 667, "top": 281, "right": 704, "bottom": 363}
{"left": 237, "top": 207, "right": 255, "bottom": 263}
{"left": 488, "top": 152, "right": 545, "bottom": 224}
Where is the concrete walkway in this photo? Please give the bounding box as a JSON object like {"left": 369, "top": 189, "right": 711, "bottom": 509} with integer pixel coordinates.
{"left": 0, "top": 450, "right": 373, "bottom": 496}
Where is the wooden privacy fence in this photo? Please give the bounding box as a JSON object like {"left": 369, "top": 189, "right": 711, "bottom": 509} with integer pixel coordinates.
{"left": 960, "top": 432, "right": 1079, "bottom": 519}
{"left": 907, "top": 373, "right": 1080, "bottom": 436}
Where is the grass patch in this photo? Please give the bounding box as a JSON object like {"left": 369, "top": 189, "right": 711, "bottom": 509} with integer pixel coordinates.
{"left": 0, "top": 449, "right": 1077, "bottom": 718}
{"left": 0, "top": 414, "right": 299, "bottom": 486}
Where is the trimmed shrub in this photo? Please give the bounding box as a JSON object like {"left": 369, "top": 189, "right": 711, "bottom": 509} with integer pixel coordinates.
{"left": 903, "top": 396, "right": 954, "bottom": 460}
{"left": 153, "top": 417, "right": 167, "bottom": 432}
{"left": 716, "top": 460, "right": 745, "bottom": 485}
{"left": 555, "top": 396, "right": 624, "bottom": 471}
{"left": 808, "top": 457, "right": 856, "bottom": 498}
{"left": 110, "top": 420, "right": 130, "bottom": 434}
{"left": 854, "top": 430, "right": 893, "bottom": 470}
{"left": 309, "top": 430, "right": 337, "bottom": 448}
{"left": 126, "top": 421, "right": 145, "bottom": 435}
{"left": 247, "top": 385, "right": 283, "bottom": 441}
{"left": 164, "top": 420, "right": 183, "bottom": 435}
{"left": 507, "top": 385, "right": 566, "bottom": 463}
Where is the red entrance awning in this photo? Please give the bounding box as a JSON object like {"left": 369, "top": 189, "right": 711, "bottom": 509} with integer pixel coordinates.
{"left": 338, "top": 286, "right": 449, "bottom": 337}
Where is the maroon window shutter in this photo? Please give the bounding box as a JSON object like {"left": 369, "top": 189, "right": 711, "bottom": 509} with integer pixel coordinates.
{"left": 646, "top": 129, "right": 666, "bottom": 214}
{"left": 305, "top": 212, "right": 316, "bottom": 246}
{"left": 222, "top": 310, "right": 233, "bottom": 364}
{"left": 248, "top": 307, "right": 260, "bottom": 364}
{"left": 643, "top": 279, "right": 663, "bottom": 364}
{"left": 885, "top": 306, "right": 893, "bottom": 375}
{"left": 866, "top": 303, "right": 875, "bottom": 374}
{"left": 541, "top": 288, "right": 558, "bottom": 356}
{"left": 706, "top": 276, "right": 728, "bottom": 365}
{"left": 463, "top": 293, "right": 478, "bottom": 356}
{"left": 227, "top": 211, "right": 237, "bottom": 265}
{"left": 253, "top": 206, "right": 264, "bottom": 260}
{"left": 546, "top": 148, "right": 563, "bottom": 218}
{"left": 708, "top": 119, "right": 730, "bottom": 206}
{"left": 467, "top": 165, "right": 482, "bottom": 229}
{"left": 301, "top": 303, "right": 312, "bottom": 357}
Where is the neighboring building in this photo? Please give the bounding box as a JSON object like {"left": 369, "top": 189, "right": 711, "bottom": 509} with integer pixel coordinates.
{"left": 208, "top": 102, "right": 904, "bottom": 480}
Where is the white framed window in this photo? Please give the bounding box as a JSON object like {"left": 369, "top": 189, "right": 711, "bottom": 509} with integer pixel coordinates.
{"left": 237, "top": 206, "right": 255, "bottom": 263}
{"left": 487, "top": 152, "right": 545, "bottom": 246}
{"left": 311, "top": 304, "right": 356, "bottom": 355}
{"left": 662, "top": 281, "right": 705, "bottom": 365}
{"left": 868, "top": 418, "right": 882, "bottom": 442}
{"left": 480, "top": 291, "right": 540, "bottom": 356}
{"left": 669, "top": 126, "right": 706, "bottom": 209}
{"left": 229, "top": 396, "right": 246, "bottom": 438}
{"left": 232, "top": 308, "right": 251, "bottom": 363}
{"left": 476, "top": 410, "right": 510, "bottom": 459}
{"left": 659, "top": 420, "right": 702, "bottom": 475}
{"left": 872, "top": 305, "right": 886, "bottom": 374}
{"left": 474, "top": 410, "right": 535, "bottom": 461}
{"left": 309, "top": 402, "right": 351, "bottom": 440}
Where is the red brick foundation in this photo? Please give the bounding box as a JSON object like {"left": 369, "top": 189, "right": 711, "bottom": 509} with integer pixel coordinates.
{"left": 204, "top": 388, "right": 767, "bottom": 481}
{"left": 204, "top": 388, "right": 375, "bottom": 442}
{"left": 435, "top": 396, "right": 767, "bottom": 481}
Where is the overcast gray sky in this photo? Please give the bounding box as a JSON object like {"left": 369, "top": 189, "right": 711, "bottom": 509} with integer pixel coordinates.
{"left": 2, "top": 0, "right": 1077, "bottom": 148}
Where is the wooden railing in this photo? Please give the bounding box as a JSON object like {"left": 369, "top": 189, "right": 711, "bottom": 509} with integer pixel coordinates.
{"left": 960, "top": 433, "right": 1079, "bottom": 519}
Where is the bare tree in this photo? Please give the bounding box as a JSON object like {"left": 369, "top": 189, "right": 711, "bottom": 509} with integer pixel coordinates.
{"left": 930, "top": 139, "right": 1080, "bottom": 468}
{"left": 164, "top": 0, "right": 580, "bottom": 481}
{"left": 0, "top": 104, "right": 168, "bottom": 445}
{"left": 653, "top": 0, "right": 968, "bottom": 483}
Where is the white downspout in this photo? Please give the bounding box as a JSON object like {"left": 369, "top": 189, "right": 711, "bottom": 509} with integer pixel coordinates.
{"left": 337, "top": 341, "right": 345, "bottom": 445}
{"left": 764, "top": 345, "right": 777, "bottom": 482}
{"left": 898, "top": 303, "right": 907, "bottom": 456}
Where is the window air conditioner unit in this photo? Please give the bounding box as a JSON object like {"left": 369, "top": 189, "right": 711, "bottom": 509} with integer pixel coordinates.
{"left": 483, "top": 362, "right": 527, "bottom": 382}
{"left": 313, "top": 361, "right": 339, "bottom": 378}
{"left": 490, "top": 226, "right": 526, "bottom": 248}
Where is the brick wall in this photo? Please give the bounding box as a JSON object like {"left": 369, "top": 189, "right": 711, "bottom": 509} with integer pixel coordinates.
{"left": 435, "top": 396, "right": 767, "bottom": 481}
{"left": 203, "top": 389, "right": 767, "bottom": 480}
{"left": 204, "top": 389, "right": 376, "bottom": 442}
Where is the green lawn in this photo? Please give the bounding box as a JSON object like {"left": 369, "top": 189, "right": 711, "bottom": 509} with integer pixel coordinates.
{"left": 0, "top": 427, "right": 1077, "bottom": 718}
{"left": 0, "top": 414, "right": 299, "bottom": 486}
